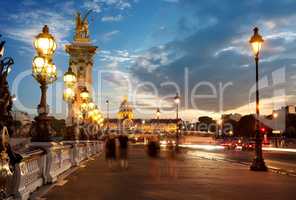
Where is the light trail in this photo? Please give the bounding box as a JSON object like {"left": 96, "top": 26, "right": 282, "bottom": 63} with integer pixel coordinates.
{"left": 179, "top": 144, "right": 225, "bottom": 151}
{"left": 177, "top": 143, "right": 296, "bottom": 153}
{"left": 262, "top": 147, "right": 296, "bottom": 153}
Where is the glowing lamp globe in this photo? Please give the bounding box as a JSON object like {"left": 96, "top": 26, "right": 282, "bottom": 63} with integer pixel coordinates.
{"left": 80, "top": 102, "right": 88, "bottom": 112}
{"left": 174, "top": 93, "right": 180, "bottom": 104}
{"left": 249, "top": 27, "right": 264, "bottom": 57}
{"left": 63, "top": 87, "right": 75, "bottom": 101}
{"left": 87, "top": 102, "right": 95, "bottom": 111}
{"left": 32, "top": 56, "right": 45, "bottom": 74}
{"left": 34, "top": 25, "right": 57, "bottom": 56}
{"left": 80, "top": 87, "right": 90, "bottom": 101}
{"left": 63, "top": 67, "right": 77, "bottom": 87}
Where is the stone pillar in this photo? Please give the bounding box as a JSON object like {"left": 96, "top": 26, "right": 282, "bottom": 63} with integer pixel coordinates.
{"left": 65, "top": 42, "right": 97, "bottom": 127}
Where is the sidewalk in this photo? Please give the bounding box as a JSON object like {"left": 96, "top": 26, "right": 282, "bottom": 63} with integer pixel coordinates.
{"left": 42, "top": 146, "right": 295, "bottom": 200}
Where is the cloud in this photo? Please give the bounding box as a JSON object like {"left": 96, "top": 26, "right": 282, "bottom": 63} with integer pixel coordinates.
{"left": 2, "top": 9, "right": 73, "bottom": 52}
{"left": 99, "top": 49, "right": 138, "bottom": 69}
{"left": 133, "top": 45, "right": 182, "bottom": 72}
{"left": 162, "top": 0, "right": 179, "bottom": 3}
{"left": 128, "top": 0, "right": 296, "bottom": 116}
{"left": 102, "top": 30, "right": 120, "bottom": 41}
{"left": 83, "top": 0, "right": 102, "bottom": 13}
{"left": 83, "top": 0, "right": 133, "bottom": 12}
{"left": 103, "top": 0, "right": 132, "bottom": 10}
{"left": 101, "top": 14, "right": 123, "bottom": 22}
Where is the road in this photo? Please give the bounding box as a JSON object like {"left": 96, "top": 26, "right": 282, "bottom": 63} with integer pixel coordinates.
{"left": 40, "top": 145, "right": 296, "bottom": 200}
{"left": 182, "top": 145, "right": 296, "bottom": 175}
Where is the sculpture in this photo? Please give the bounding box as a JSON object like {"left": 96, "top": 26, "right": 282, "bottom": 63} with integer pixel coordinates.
{"left": 0, "top": 35, "right": 22, "bottom": 199}
{"left": 75, "top": 11, "right": 92, "bottom": 41}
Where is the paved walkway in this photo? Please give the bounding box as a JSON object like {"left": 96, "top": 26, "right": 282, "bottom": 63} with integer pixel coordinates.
{"left": 42, "top": 146, "right": 295, "bottom": 200}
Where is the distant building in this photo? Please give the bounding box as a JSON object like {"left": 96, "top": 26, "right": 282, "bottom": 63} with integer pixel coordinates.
{"left": 106, "top": 97, "right": 181, "bottom": 134}
{"left": 107, "top": 118, "right": 180, "bottom": 134}
{"left": 222, "top": 113, "right": 242, "bottom": 122}
{"left": 262, "top": 105, "right": 296, "bottom": 133}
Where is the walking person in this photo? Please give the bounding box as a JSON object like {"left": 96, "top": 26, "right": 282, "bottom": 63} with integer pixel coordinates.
{"left": 118, "top": 133, "right": 129, "bottom": 169}
{"left": 105, "top": 134, "right": 116, "bottom": 169}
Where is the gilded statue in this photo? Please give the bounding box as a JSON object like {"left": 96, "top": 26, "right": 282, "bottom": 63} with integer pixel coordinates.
{"left": 75, "top": 11, "right": 92, "bottom": 41}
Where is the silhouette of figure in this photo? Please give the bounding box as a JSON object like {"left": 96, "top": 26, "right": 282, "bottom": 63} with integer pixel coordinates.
{"left": 118, "top": 134, "right": 129, "bottom": 169}
{"left": 105, "top": 134, "right": 116, "bottom": 169}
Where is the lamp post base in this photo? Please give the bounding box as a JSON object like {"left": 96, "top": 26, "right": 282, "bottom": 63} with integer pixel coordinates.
{"left": 250, "top": 158, "right": 268, "bottom": 171}
{"left": 31, "top": 115, "right": 55, "bottom": 142}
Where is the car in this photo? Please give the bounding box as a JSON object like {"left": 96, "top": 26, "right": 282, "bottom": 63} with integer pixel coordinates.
{"left": 242, "top": 141, "right": 255, "bottom": 151}
{"left": 221, "top": 141, "right": 237, "bottom": 150}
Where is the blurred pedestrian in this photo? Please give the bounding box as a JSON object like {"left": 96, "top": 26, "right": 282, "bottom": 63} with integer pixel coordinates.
{"left": 105, "top": 134, "right": 116, "bottom": 169}
{"left": 118, "top": 133, "right": 129, "bottom": 169}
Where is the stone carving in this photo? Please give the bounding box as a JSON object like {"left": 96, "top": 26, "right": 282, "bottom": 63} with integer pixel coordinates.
{"left": 0, "top": 127, "right": 12, "bottom": 198}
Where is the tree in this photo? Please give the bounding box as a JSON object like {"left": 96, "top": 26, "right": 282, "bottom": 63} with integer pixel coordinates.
{"left": 198, "top": 116, "right": 215, "bottom": 132}
{"left": 237, "top": 115, "right": 256, "bottom": 137}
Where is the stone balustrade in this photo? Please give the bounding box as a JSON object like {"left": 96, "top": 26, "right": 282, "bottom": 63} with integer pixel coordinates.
{"left": 8, "top": 140, "right": 103, "bottom": 200}
{"left": 12, "top": 149, "right": 45, "bottom": 200}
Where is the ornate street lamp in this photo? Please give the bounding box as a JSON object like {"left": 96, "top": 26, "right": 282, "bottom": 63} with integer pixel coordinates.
{"left": 106, "top": 99, "right": 109, "bottom": 131}
{"left": 31, "top": 25, "right": 57, "bottom": 142}
{"left": 249, "top": 27, "right": 267, "bottom": 171}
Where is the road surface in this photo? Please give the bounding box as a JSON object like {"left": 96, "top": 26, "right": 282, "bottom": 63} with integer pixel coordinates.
{"left": 39, "top": 146, "right": 296, "bottom": 200}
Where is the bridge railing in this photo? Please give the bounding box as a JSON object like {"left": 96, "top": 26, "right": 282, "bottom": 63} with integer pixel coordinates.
{"left": 12, "top": 149, "right": 45, "bottom": 200}
{"left": 8, "top": 140, "right": 103, "bottom": 200}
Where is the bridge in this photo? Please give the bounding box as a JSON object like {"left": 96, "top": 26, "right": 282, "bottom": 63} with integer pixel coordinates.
{"left": 2, "top": 145, "right": 294, "bottom": 200}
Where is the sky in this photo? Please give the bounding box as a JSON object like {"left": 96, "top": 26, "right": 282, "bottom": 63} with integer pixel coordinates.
{"left": 1, "top": 0, "right": 296, "bottom": 121}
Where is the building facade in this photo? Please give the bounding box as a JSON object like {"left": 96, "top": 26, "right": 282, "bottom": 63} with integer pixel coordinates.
{"left": 106, "top": 98, "right": 180, "bottom": 134}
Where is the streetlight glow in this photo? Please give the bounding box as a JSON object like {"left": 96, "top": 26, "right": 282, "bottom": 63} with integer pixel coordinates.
{"left": 174, "top": 93, "right": 180, "bottom": 104}
{"left": 273, "top": 112, "right": 278, "bottom": 118}
{"left": 80, "top": 87, "right": 90, "bottom": 101}
{"left": 156, "top": 108, "right": 160, "bottom": 118}
{"left": 64, "top": 67, "right": 77, "bottom": 87}
{"left": 34, "top": 25, "right": 57, "bottom": 56}
{"left": 63, "top": 87, "right": 75, "bottom": 101}
{"left": 249, "top": 27, "right": 264, "bottom": 57}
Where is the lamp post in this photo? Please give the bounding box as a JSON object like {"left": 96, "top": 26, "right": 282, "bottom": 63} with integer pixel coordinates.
{"left": 79, "top": 87, "right": 90, "bottom": 140}
{"left": 31, "top": 25, "right": 57, "bottom": 142}
{"left": 156, "top": 108, "right": 160, "bottom": 133}
{"left": 249, "top": 27, "right": 267, "bottom": 171}
{"left": 79, "top": 87, "right": 90, "bottom": 123}
{"left": 106, "top": 99, "right": 109, "bottom": 131}
{"left": 63, "top": 67, "right": 77, "bottom": 124}
{"left": 174, "top": 93, "right": 180, "bottom": 150}
{"left": 63, "top": 66, "right": 77, "bottom": 140}
{"left": 217, "top": 119, "right": 222, "bottom": 137}
{"left": 273, "top": 112, "right": 279, "bottom": 147}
